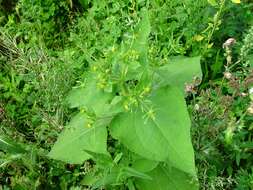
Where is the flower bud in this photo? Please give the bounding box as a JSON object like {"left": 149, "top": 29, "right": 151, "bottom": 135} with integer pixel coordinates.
{"left": 223, "top": 38, "right": 236, "bottom": 49}
{"left": 247, "top": 106, "right": 253, "bottom": 115}
{"left": 240, "top": 92, "right": 247, "bottom": 97}
{"left": 194, "top": 104, "right": 200, "bottom": 111}
{"left": 224, "top": 72, "right": 232, "bottom": 80}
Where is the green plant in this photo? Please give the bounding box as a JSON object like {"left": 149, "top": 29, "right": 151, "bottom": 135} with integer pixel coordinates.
{"left": 190, "top": 23, "right": 253, "bottom": 190}
{"left": 1, "top": 0, "right": 253, "bottom": 189}
{"left": 235, "top": 168, "right": 253, "bottom": 190}
{"left": 1, "top": 0, "right": 72, "bottom": 49}
{"left": 49, "top": 9, "right": 202, "bottom": 189}
{"left": 240, "top": 25, "right": 253, "bottom": 68}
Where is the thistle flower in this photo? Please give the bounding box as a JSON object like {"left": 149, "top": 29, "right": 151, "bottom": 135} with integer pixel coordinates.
{"left": 224, "top": 71, "right": 232, "bottom": 80}
{"left": 185, "top": 84, "right": 195, "bottom": 94}
{"left": 194, "top": 104, "right": 200, "bottom": 111}
{"left": 222, "top": 38, "right": 236, "bottom": 49}
{"left": 249, "top": 87, "right": 253, "bottom": 95}
{"left": 240, "top": 92, "right": 247, "bottom": 97}
{"left": 247, "top": 106, "right": 253, "bottom": 115}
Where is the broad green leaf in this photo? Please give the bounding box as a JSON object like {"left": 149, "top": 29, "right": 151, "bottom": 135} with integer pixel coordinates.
{"left": 92, "top": 166, "right": 152, "bottom": 189}
{"left": 132, "top": 8, "right": 150, "bottom": 65}
{"left": 66, "top": 74, "right": 113, "bottom": 116}
{"left": 110, "top": 110, "right": 169, "bottom": 161}
{"left": 123, "top": 167, "right": 152, "bottom": 180}
{"left": 48, "top": 113, "right": 108, "bottom": 164}
{"left": 132, "top": 158, "right": 159, "bottom": 173}
{"left": 81, "top": 172, "right": 100, "bottom": 186}
{"left": 135, "top": 164, "right": 199, "bottom": 190}
{"left": 85, "top": 150, "right": 114, "bottom": 168}
{"left": 155, "top": 56, "right": 201, "bottom": 92}
{"left": 92, "top": 166, "right": 123, "bottom": 188}
{"left": 111, "top": 58, "right": 143, "bottom": 82}
{"left": 0, "top": 135, "right": 26, "bottom": 154}
{"left": 110, "top": 86, "right": 196, "bottom": 175}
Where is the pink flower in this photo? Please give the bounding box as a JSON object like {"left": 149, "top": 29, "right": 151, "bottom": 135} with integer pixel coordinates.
{"left": 223, "top": 38, "right": 236, "bottom": 49}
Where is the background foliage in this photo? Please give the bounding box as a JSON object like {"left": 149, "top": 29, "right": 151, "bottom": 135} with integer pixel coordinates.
{"left": 0, "top": 0, "right": 253, "bottom": 189}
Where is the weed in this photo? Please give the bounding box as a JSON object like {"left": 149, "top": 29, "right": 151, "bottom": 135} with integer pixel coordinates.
{"left": 1, "top": 0, "right": 253, "bottom": 189}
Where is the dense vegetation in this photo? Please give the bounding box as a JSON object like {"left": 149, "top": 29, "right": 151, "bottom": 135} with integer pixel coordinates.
{"left": 0, "top": 0, "right": 253, "bottom": 189}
